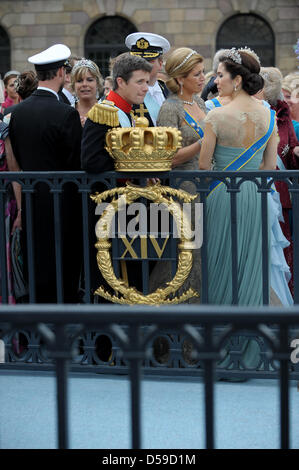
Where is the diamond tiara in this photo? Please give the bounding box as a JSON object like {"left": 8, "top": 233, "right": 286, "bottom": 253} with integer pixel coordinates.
{"left": 72, "top": 58, "right": 98, "bottom": 74}
{"left": 172, "top": 50, "right": 197, "bottom": 73}
{"left": 226, "top": 48, "right": 242, "bottom": 65}
{"left": 238, "top": 46, "right": 261, "bottom": 65}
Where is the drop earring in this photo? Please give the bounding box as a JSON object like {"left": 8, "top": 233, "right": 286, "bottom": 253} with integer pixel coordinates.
{"left": 180, "top": 82, "right": 183, "bottom": 95}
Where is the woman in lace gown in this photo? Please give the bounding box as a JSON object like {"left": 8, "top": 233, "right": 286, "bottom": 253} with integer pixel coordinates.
{"left": 199, "top": 49, "right": 278, "bottom": 306}
{"left": 149, "top": 47, "right": 206, "bottom": 302}
{"left": 199, "top": 49, "right": 279, "bottom": 372}
{"left": 203, "top": 58, "right": 292, "bottom": 306}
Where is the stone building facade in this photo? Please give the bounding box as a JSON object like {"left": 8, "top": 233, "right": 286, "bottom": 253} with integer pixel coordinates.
{"left": 0, "top": 0, "right": 298, "bottom": 77}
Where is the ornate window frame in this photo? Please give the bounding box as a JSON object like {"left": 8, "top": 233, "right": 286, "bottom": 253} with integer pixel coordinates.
{"left": 216, "top": 13, "right": 275, "bottom": 67}
{"left": 84, "top": 15, "right": 138, "bottom": 77}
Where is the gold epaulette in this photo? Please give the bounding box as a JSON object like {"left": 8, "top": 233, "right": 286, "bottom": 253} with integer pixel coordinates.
{"left": 87, "top": 100, "right": 119, "bottom": 127}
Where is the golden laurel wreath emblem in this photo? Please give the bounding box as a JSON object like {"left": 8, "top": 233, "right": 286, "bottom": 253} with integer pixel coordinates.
{"left": 90, "top": 182, "right": 199, "bottom": 305}
{"left": 136, "top": 38, "right": 150, "bottom": 50}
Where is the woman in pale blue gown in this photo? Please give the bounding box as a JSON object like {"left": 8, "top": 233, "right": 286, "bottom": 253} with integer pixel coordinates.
{"left": 199, "top": 48, "right": 281, "bottom": 371}
{"left": 200, "top": 48, "right": 292, "bottom": 307}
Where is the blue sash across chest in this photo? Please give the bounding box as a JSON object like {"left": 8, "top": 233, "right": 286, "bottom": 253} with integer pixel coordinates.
{"left": 210, "top": 98, "right": 221, "bottom": 108}
{"left": 208, "top": 108, "right": 276, "bottom": 196}
{"left": 144, "top": 92, "right": 161, "bottom": 125}
{"left": 117, "top": 108, "right": 132, "bottom": 127}
{"left": 184, "top": 110, "right": 204, "bottom": 139}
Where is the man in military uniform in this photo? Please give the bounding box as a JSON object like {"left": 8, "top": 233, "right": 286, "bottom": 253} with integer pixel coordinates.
{"left": 81, "top": 53, "right": 152, "bottom": 172}
{"left": 81, "top": 53, "right": 152, "bottom": 297}
{"left": 125, "top": 32, "right": 171, "bottom": 126}
{"left": 9, "top": 44, "right": 82, "bottom": 303}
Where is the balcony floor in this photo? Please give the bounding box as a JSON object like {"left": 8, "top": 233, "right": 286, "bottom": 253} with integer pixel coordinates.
{"left": 0, "top": 370, "right": 298, "bottom": 449}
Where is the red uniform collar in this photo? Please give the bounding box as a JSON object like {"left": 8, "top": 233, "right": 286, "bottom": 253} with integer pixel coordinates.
{"left": 106, "top": 90, "right": 132, "bottom": 114}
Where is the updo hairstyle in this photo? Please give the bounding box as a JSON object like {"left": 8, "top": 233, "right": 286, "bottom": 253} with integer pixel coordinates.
{"left": 15, "top": 70, "right": 38, "bottom": 100}
{"left": 282, "top": 72, "right": 299, "bottom": 97}
{"left": 165, "top": 47, "right": 204, "bottom": 95}
{"left": 260, "top": 67, "right": 283, "bottom": 105}
{"left": 219, "top": 51, "right": 264, "bottom": 96}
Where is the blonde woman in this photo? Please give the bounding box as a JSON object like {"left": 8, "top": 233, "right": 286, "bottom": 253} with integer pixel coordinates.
{"left": 149, "top": 48, "right": 206, "bottom": 306}
{"left": 282, "top": 73, "right": 299, "bottom": 140}
{"left": 71, "top": 58, "right": 103, "bottom": 127}
{"left": 157, "top": 47, "right": 206, "bottom": 169}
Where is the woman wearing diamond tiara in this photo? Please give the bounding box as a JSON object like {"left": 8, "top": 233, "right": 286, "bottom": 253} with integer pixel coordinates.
{"left": 203, "top": 52, "right": 292, "bottom": 307}
{"left": 204, "top": 48, "right": 270, "bottom": 111}
{"left": 198, "top": 49, "right": 280, "bottom": 374}
{"left": 71, "top": 58, "right": 103, "bottom": 127}
{"left": 200, "top": 48, "right": 278, "bottom": 307}
{"left": 149, "top": 48, "right": 206, "bottom": 308}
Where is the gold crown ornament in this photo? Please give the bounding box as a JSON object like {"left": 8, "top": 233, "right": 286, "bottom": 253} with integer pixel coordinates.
{"left": 105, "top": 116, "right": 182, "bottom": 172}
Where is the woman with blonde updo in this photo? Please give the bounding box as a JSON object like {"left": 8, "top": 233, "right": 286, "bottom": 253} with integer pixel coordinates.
{"left": 157, "top": 47, "right": 206, "bottom": 169}
{"left": 71, "top": 58, "right": 103, "bottom": 127}
{"left": 149, "top": 48, "right": 206, "bottom": 311}
{"left": 282, "top": 73, "right": 299, "bottom": 140}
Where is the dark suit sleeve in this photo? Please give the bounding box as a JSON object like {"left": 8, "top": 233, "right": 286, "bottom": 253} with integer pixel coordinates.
{"left": 80, "top": 118, "right": 114, "bottom": 173}
{"left": 62, "top": 108, "right": 82, "bottom": 170}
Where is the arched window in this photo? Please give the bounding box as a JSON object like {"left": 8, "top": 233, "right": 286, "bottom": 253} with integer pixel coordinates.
{"left": 216, "top": 14, "right": 275, "bottom": 66}
{"left": 85, "top": 16, "right": 137, "bottom": 78}
{"left": 0, "top": 26, "right": 10, "bottom": 78}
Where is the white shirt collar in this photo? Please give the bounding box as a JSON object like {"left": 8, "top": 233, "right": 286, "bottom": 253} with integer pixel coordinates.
{"left": 62, "top": 88, "right": 76, "bottom": 105}
{"left": 148, "top": 80, "right": 162, "bottom": 94}
{"left": 37, "top": 86, "right": 59, "bottom": 100}
{"left": 148, "top": 81, "right": 165, "bottom": 106}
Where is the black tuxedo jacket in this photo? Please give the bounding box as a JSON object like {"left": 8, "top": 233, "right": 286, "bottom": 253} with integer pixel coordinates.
{"left": 58, "top": 89, "right": 72, "bottom": 105}
{"left": 9, "top": 89, "right": 81, "bottom": 171}
{"left": 158, "top": 79, "right": 169, "bottom": 99}
{"left": 9, "top": 89, "right": 82, "bottom": 302}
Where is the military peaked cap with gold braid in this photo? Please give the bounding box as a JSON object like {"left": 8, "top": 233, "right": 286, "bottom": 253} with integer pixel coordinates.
{"left": 87, "top": 100, "right": 119, "bottom": 127}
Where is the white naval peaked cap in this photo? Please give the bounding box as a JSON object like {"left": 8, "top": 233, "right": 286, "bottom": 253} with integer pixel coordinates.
{"left": 125, "top": 32, "right": 170, "bottom": 60}
{"left": 28, "top": 44, "right": 71, "bottom": 71}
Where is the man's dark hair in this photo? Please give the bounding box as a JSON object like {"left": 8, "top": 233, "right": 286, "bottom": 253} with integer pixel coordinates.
{"left": 112, "top": 53, "right": 152, "bottom": 90}
{"left": 36, "top": 67, "right": 61, "bottom": 81}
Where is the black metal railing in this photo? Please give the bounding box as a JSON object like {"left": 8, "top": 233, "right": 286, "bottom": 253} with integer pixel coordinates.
{"left": 0, "top": 303, "right": 299, "bottom": 449}
{"left": 1, "top": 170, "right": 299, "bottom": 378}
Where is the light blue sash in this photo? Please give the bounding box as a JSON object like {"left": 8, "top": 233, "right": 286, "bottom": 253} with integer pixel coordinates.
{"left": 211, "top": 98, "right": 221, "bottom": 108}
{"left": 117, "top": 108, "right": 132, "bottom": 128}
{"left": 276, "top": 154, "right": 286, "bottom": 170}
{"left": 184, "top": 110, "right": 204, "bottom": 139}
{"left": 144, "top": 92, "right": 161, "bottom": 125}
{"left": 208, "top": 108, "right": 276, "bottom": 196}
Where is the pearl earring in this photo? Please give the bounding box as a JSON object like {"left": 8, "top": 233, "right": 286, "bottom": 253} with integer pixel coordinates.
{"left": 180, "top": 82, "right": 183, "bottom": 95}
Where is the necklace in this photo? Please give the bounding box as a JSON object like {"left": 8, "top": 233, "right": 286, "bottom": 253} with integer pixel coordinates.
{"left": 182, "top": 99, "right": 195, "bottom": 106}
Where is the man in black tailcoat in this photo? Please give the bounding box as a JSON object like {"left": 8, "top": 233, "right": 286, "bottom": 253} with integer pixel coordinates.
{"left": 9, "top": 44, "right": 82, "bottom": 303}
